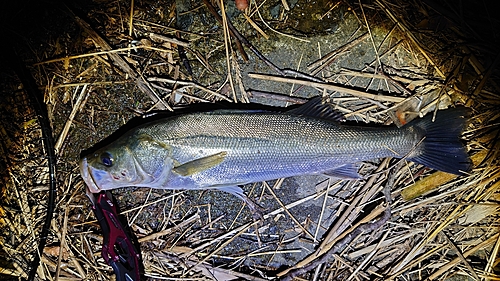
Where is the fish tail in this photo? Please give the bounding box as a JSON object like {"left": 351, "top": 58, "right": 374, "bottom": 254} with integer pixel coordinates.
{"left": 406, "top": 107, "right": 471, "bottom": 175}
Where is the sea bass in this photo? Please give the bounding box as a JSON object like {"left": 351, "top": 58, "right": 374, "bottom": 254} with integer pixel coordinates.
{"left": 80, "top": 98, "right": 470, "bottom": 207}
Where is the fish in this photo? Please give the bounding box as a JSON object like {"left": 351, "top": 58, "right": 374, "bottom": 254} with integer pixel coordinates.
{"left": 79, "top": 98, "right": 470, "bottom": 209}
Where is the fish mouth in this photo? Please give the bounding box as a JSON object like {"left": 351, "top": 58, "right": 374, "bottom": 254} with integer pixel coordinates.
{"left": 79, "top": 157, "right": 102, "bottom": 193}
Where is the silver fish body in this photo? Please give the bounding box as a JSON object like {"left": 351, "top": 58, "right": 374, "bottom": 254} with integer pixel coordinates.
{"left": 80, "top": 99, "right": 470, "bottom": 200}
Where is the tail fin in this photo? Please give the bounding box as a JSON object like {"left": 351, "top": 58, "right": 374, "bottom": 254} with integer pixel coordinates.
{"left": 406, "top": 107, "right": 471, "bottom": 175}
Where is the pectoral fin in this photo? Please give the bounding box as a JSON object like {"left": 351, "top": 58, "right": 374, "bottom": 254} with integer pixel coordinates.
{"left": 173, "top": 151, "right": 227, "bottom": 176}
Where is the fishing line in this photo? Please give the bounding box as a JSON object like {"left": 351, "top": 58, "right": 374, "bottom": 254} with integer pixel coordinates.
{"left": 3, "top": 46, "right": 57, "bottom": 281}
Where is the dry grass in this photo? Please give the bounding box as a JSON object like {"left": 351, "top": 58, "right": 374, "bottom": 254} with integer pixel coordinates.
{"left": 1, "top": 0, "right": 499, "bottom": 280}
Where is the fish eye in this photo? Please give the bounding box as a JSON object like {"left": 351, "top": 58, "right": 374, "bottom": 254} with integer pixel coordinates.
{"left": 100, "top": 152, "right": 114, "bottom": 167}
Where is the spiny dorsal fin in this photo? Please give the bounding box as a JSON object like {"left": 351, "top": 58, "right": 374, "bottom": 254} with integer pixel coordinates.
{"left": 287, "top": 97, "right": 344, "bottom": 121}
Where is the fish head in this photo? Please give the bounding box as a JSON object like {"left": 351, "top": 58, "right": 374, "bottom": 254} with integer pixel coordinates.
{"left": 80, "top": 134, "right": 174, "bottom": 193}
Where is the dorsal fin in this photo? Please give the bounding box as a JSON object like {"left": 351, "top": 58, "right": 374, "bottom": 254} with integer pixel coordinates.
{"left": 287, "top": 97, "right": 344, "bottom": 121}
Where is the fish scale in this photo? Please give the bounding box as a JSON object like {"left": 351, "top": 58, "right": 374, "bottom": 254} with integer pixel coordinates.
{"left": 103, "top": 112, "right": 412, "bottom": 188}
{"left": 80, "top": 98, "right": 470, "bottom": 206}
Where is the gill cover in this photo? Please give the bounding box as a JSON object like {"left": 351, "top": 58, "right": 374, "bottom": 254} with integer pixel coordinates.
{"left": 81, "top": 134, "right": 175, "bottom": 192}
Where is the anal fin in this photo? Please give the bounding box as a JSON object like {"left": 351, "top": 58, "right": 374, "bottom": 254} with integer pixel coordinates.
{"left": 323, "top": 164, "right": 361, "bottom": 179}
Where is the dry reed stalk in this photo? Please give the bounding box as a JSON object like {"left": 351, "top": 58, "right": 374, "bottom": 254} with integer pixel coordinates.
{"left": 34, "top": 46, "right": 174, "bottom": 66}
{"left": 68, "top": 8, "right": 172, "bottom": 111}
{"left": 219, "top": 0, "right": 238, "bottom": 103}
{"left": 429, "top": 234, "right": 499, "bottom": 280}
{"left": 248, "top": 73, "right": 405, "bottom": 103}
{"left": 149, "top": 75, "right": 233, "bottom": 102}
{"left": 242, "top": 13, "right": 269, "bottom": 40}
{"left": 54, "top": 84, "right": 89, "bottom": 155}
{"left": 374, "top": 0, "right": 445, "bottom": 78}
{"left": 264, "top": 179, "right": 316, "bottom": 240}
{"left": 138, "top": 213, "right": 199, "bottom": 243}
{"left": 6, "top": 0, "right": 497, "bottom": 280}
